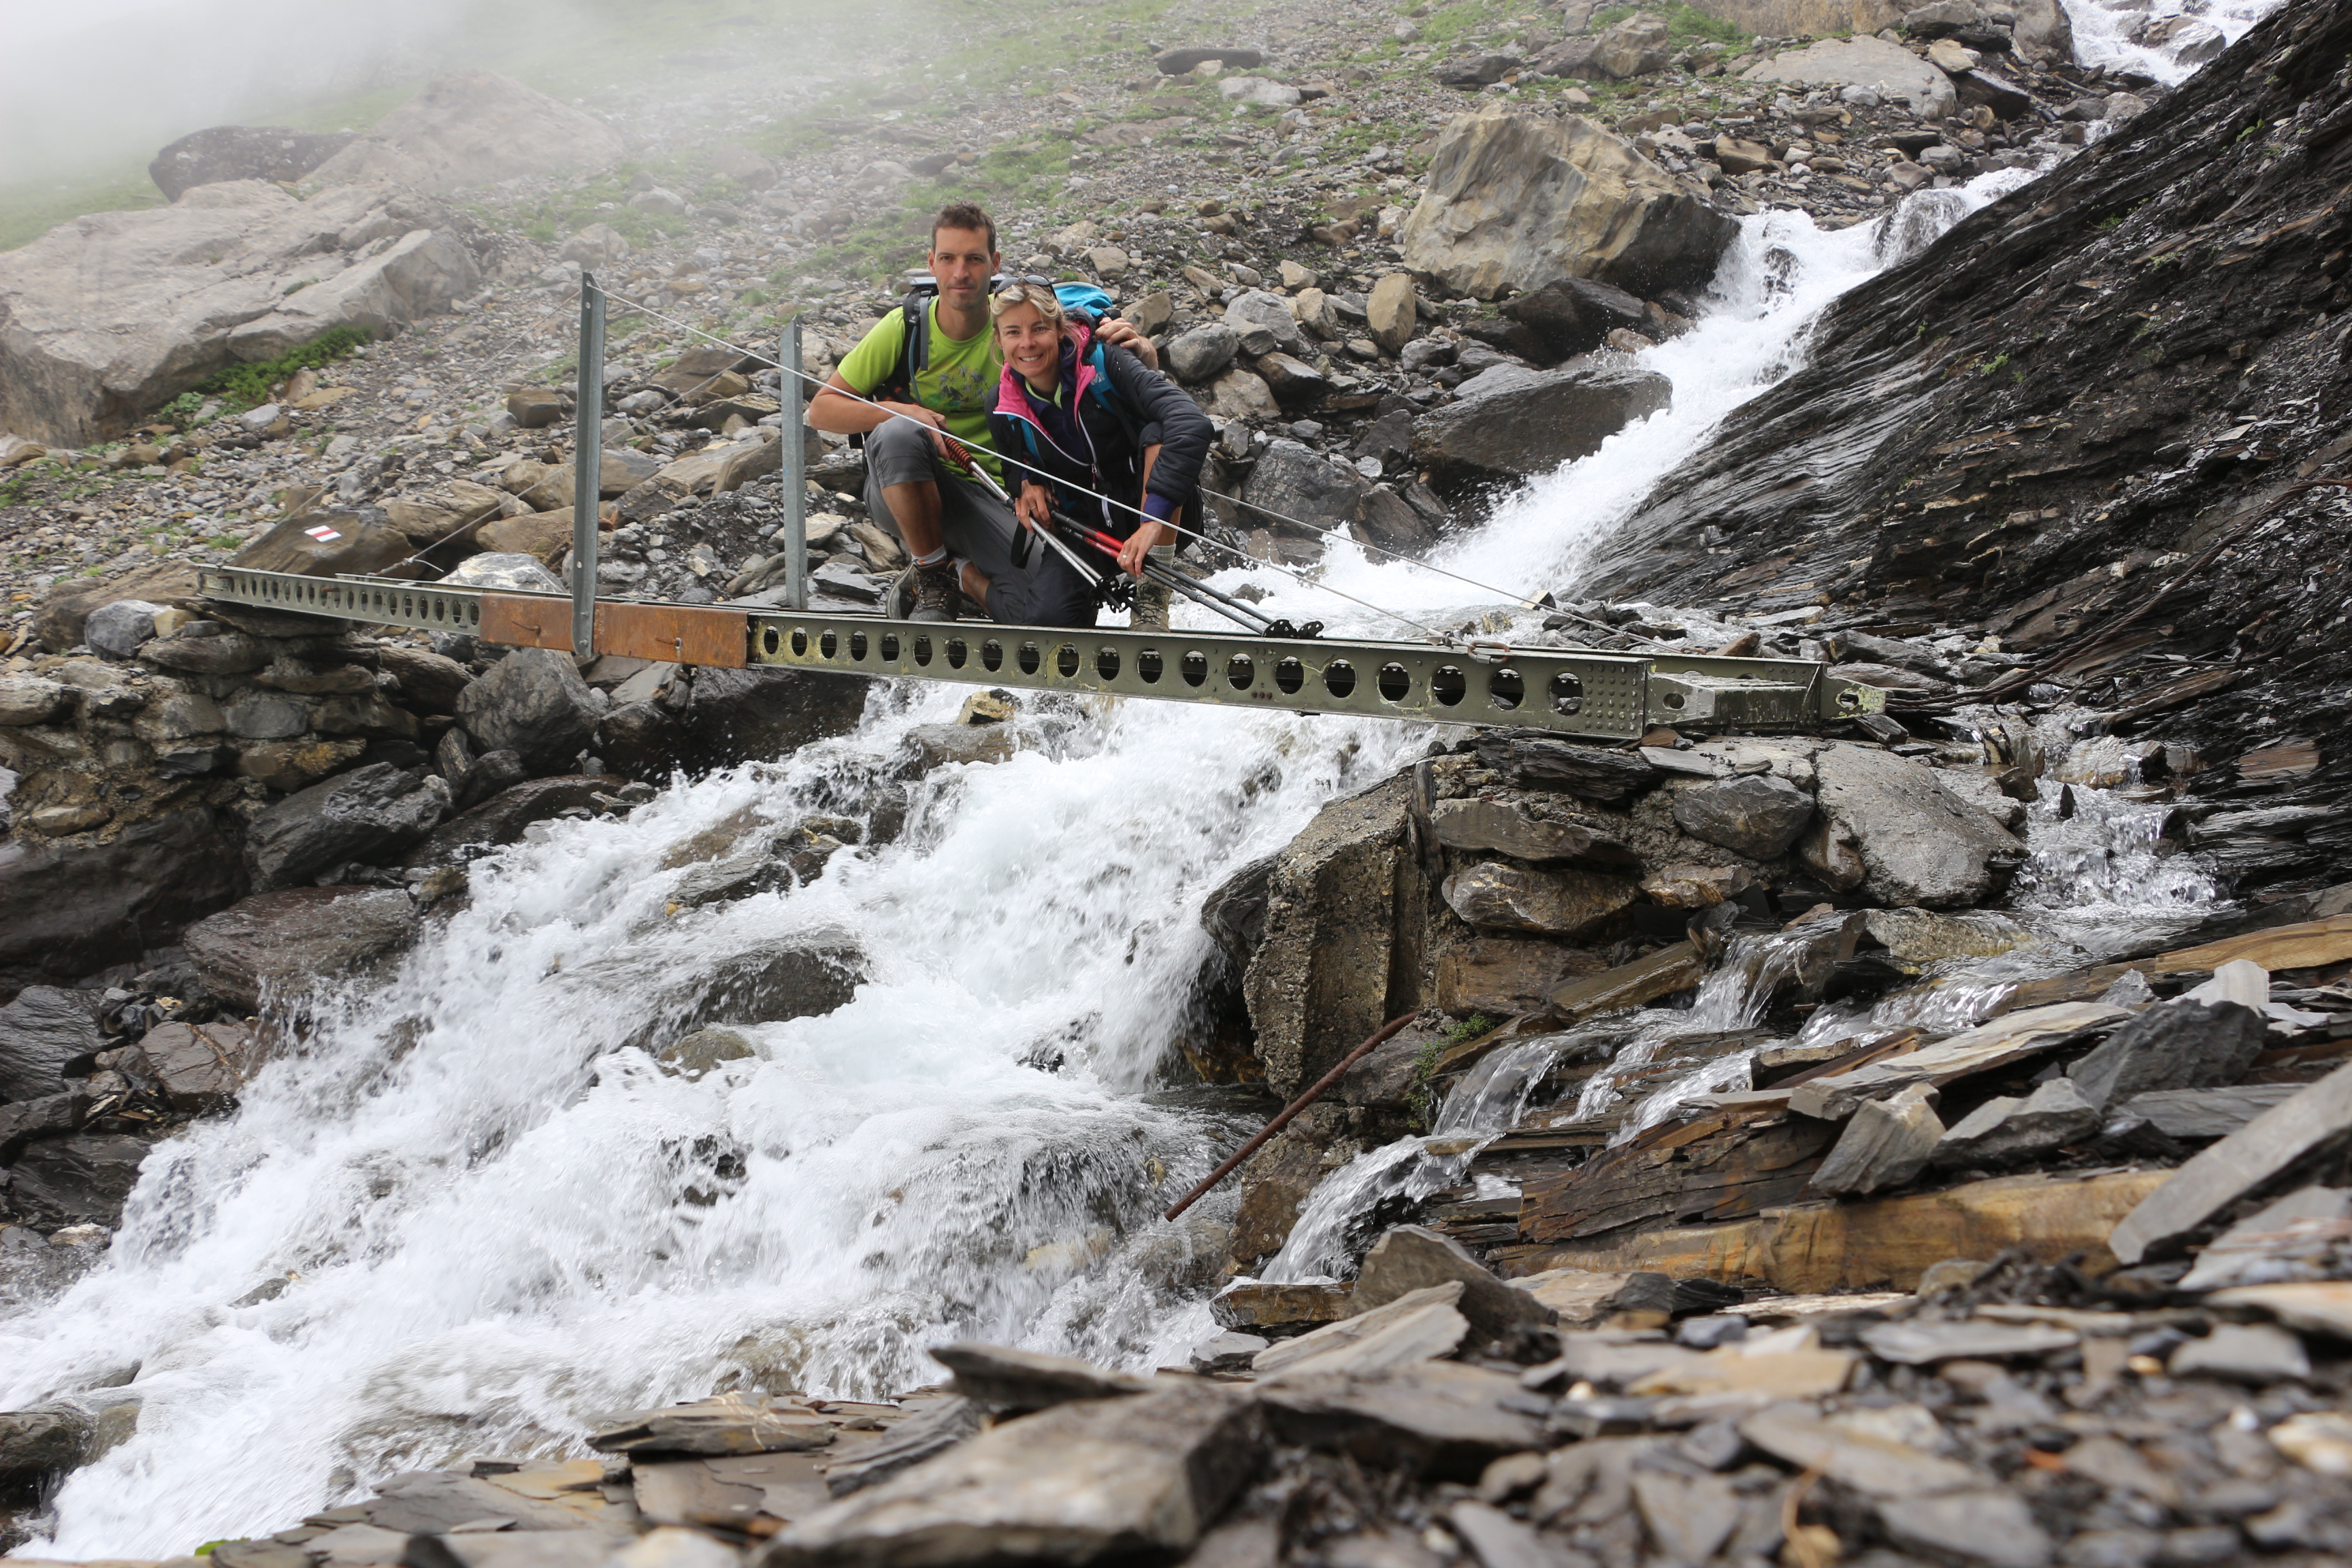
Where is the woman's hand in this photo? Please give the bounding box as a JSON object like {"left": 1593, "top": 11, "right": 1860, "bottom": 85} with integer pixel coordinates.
{"left": 1015, "top": 483, "right": 1054, "bottom": 536}
{"left": 1118, "top": 519, "right": 1171, "bottom": 578}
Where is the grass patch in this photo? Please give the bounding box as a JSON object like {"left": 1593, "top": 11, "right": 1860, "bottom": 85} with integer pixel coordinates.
{"left": 195, "top": 325, "right": 372, "bottom": 411}
{"left": 1406, "top": 1013, "right": 1497, "bottom": 1132}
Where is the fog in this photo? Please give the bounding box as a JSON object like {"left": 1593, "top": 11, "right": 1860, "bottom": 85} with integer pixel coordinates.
{"left": 0, "top": 0, "right": 576, "bottom": 187}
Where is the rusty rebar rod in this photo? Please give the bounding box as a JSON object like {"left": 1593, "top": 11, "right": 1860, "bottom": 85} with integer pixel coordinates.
{"left": 1163, "top": 1011, "right": 1420, "bottom": 1222}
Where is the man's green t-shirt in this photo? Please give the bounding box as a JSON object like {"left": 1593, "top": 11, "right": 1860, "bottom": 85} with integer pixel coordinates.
{"left": 836, "top": 301, "right": 1002, "bottom": 481}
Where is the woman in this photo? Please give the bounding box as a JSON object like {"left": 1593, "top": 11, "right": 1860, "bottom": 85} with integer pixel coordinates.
{"left": 973, "top": 281, "right": 1213, "bottom": 628}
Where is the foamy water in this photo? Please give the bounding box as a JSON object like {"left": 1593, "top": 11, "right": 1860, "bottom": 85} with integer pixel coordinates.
{"left": 1, "top": 28, "right": 2251, "bottom": 1549}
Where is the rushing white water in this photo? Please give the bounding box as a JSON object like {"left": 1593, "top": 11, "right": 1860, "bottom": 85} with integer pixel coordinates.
{"left": 2062, "top": 0, "right": 2281, "bottom": 85}
{"left": 0, "top": 121, "right": 2158, "bottom": 1558}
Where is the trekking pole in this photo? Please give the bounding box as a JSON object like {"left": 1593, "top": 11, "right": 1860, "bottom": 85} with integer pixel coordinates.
{"left": 1052, "top": 514, "right": 1324, "bottom": 639}
{"left": 938, "top": 438, "right": 1107, "bottom": 590}
{"left": 1054, "top": 519, "right": 1277, "bottom": 635}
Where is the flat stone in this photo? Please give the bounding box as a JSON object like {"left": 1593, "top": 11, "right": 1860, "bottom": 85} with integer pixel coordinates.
{"left": 406, "top": 1533, "right": 615, "bottom": 1568}
{"left": 2068, "top": 1000, "right": 2270, "bottom": 1111}
{"left": 1876, "top": 1490, "right": 2053, "bottom": 1568}
{"left": 1811, "top": 1083, "right": 1942, "bottom": 1196}
{"left": 135, "top": 1019, "right": 261, "bottom": 1111}
{"left": 591, "top": 1394, "right": 836, "bottom": 1457}
{"left": 2177, "top": 1186, "right": 2352, "bottom": 1292}
{"left": 1210, "top": 1281, "right": 1354, "bottom": 1330}
{"left": 1349, "top": 1226, "right": 1555, "bottom": 1341}
{"left": 1254, "top": 1284, "right": 1472, "bottom": 1379}
{"left": 360, "top": 1469, "right": 606, "bottom": 1535}
{"left": 1861, "top": 909, "right": 2033, "bottom": 968}
{"left": 1450, "top": 1500, "right": 1576, "bottom": 1568}
{"left": 1738, "top": 1402, "right": 1983, "bottom": 1497}
{"left": 1474, "top": 736, "right": 1658, "bottom": 802}
{"left": 1256, "top": 1361, "right": 1547, "bottom": 1478}
{"left": 761, "top": 1382, "right": 1259, "bottom": 1567}
{"left": 0, "top": 986, "right": 103, "bottom": 1101}
{"left": 1670, "top": 773, "right": 1814, "bottom": 859}
{"left": 929, "top": 1343, "right": 1150, "bottom": 1410}
{"left": 2112, "top": 1060, "right": 2352, "bottom": 1265}
{"left": 1929, "top": 1076, "right": 2102, "bottom": 1169}
{"left": 1742, "top": 37, "right": 1959, "bottom": 118}
{"left": 819, "top": 1396, "right": 983, "bottom": 1498}
{"left": 1515, "top": 1268, "right": 1676, "bottom": 1328}
{"left": 2168, "top": 1323, "right": 2311, "bottom": 1384}
{"left": 1529, "top": 1334, "right": 1701, "bottom": 1391}
{"left": 1629, "top": 1471, "right": 1744, "bottom": 1565}
{"left": 1442, "top": 862, "right": 1639, "bottom": 937}
{"left": 1788, "top": 1002, "right": 2125, "bottom": 1121}
{"left": 1859, "top": 1320, "right": 2079, "bottom": 1365}
{"left": 1426, "top": 798, "right": 1631, "bottom": 864}
{"left": 1189, "top": 1333, "right": 1269, "bottom": 1374}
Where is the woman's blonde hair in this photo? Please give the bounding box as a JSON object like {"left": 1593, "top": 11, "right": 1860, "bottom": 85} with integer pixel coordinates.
{"left": 989, "top": 280, "right": 1065, "bottom": 327}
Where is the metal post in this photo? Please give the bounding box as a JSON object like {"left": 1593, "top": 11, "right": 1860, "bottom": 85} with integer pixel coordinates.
{"left": 571, "top": 272, "right": 607, "bottom": 656}
{"left": 781, "top": 314, "right": 808, "bottom": 611}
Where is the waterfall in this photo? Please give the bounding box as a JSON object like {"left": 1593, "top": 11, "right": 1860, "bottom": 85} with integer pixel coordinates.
{"left": 0, "top": 21, "right": 2258, "bottom": 1548}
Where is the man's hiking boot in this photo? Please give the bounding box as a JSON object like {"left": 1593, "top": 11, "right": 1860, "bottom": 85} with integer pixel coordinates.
{"left": 1130, "top": 544, "right": 1177, "bottom": 630}
{"left": 891, "top": 559, "right": 964, "bottom": 623}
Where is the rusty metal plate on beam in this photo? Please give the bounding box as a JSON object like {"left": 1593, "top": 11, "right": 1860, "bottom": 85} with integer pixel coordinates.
{"left": 594, "top": 601, "right": 747, "bottom": 668}
{"left": 480, "top": 593, "right": 575, "bottom": 652}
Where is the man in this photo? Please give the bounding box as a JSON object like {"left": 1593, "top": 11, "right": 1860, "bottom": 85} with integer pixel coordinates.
{"left": 807, "top": 201, "right": 1159, "bottom": 623}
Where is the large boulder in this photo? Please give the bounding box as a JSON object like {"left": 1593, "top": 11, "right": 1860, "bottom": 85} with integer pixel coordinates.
{"left": 400, "top": 774, "right": 623, "bottom": 870}
{"left": 1587, "top": 14, "right": 1673, "bottom": 80}
{"left": 455, "top": 649, "right": 609, "bottom": 774}
{"left": 1245, "top": 775, "right": 1414, "bottom": 1095}
{"left": 0, "top": 987, "right": 103, "bottom": 1100}
{"left": 7, "top": 1132, "right": 157, "bottom": 1227}
{"left": 1399, "top": 110, "right": 1737, "bottom": 301}
{"left": 1411, "top": 363, "right": 1671, "bottom": 491}
{"left": 32, "top": 562, "right": 202, "bottom": 654}
{"left": 1223, "top": 291, "right": 1310, "bottom": 358}
{"left": 302, "top": 71, "right": 624, "bottom": 193}
{"left": 1166, "top": 324, "right": 1241, "bottom": 383}
{"left": 1741, "top": 38, "right": 1959, "bottom": 120}
{"left": 679, "top": 667, "right": 870, "bottom": 770}
{"left": 229, "top": 507, "right": 413, "bottom": 579}
{"left": 2010, "top": 0, "right": 2074, "bottom": 64}
{"left": 183, "top": 886, "right": 421, "bottom": 1011}
{"left": 1499, "top": 276, "right": 1650, "bottom": 361}
{"left": 1671, "top": 773, "right": 1816, "bottom": 860}
{"left": 0, "top": 807, "right": 248, "bottom": 998}
{"left": 1805, "top": 745, "right": 2025, "bottom": 909}
{"left": 149, "top": 125, "right": 355, "bottom": 201}
{"left": 243, "top": 762, "right": 452, "bottom": 889}
{"left": 1240, "top": 442, "right": 1369, "bottom": 536}
{"left": 0, "top": 181, "right": 480, "bottom": 447}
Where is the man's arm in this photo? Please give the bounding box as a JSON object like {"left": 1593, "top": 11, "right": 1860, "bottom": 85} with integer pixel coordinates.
{"left": 1097, "top": 317, "right": 1160, "bottom": 372}
{"left": 806, "top": 372, "right": 938, "bottom": 436}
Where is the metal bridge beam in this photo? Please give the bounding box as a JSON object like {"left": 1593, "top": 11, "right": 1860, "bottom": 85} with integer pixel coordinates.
{"left": 194, "top": 568, "right": 1881, "bottom": 738}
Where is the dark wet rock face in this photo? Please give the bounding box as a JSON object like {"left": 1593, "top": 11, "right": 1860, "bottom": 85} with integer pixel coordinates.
{"left": 0, "top": 808, "right": 248, "bottom": 999}
{"left": 1585, "top": 5, "right": 2352, "bottom": 891}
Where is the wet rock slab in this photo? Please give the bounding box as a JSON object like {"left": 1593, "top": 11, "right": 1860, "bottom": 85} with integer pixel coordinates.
{"left": 759, "top": 1382, "right": 1260, "bottom": 1567}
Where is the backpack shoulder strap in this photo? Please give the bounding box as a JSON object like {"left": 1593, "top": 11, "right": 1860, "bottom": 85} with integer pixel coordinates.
{"left": 1084, "top": 342, "right": 1143, "bottom": 442}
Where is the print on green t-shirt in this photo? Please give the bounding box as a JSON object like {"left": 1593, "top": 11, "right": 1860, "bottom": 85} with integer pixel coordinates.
{"left": 834, "top": 301, "right": 1004, "bottom": 481}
